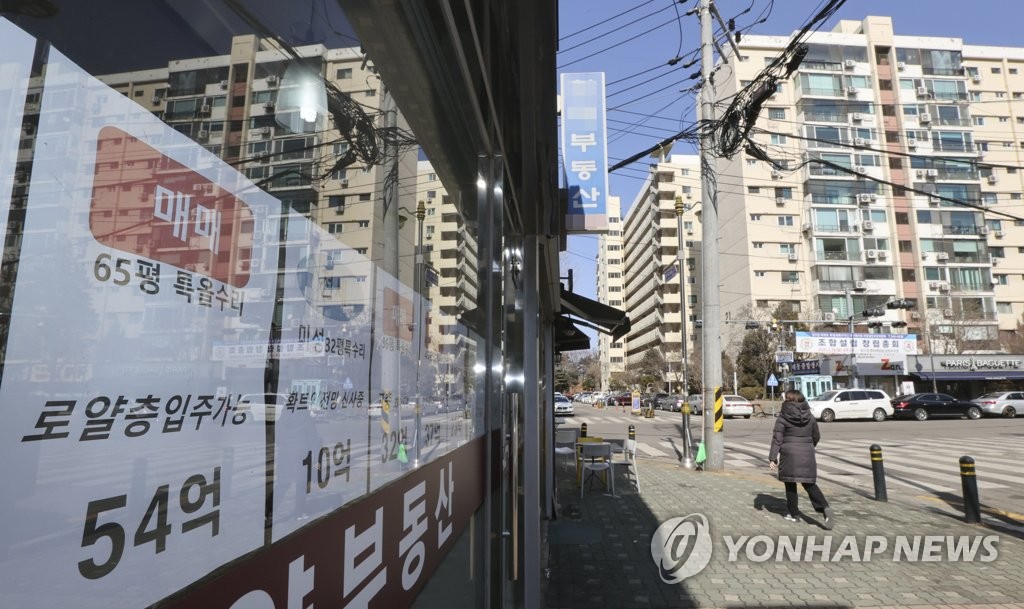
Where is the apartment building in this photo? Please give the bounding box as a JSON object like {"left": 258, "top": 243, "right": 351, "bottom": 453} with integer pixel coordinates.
{"left": 620, "top": 155, "right": 703, "bottom": 393}
{"left": 714, "top": 15, "right": 1024, "bottom": 363}
{"left": 597, "top": 195, "right": 626, "bottom": 388}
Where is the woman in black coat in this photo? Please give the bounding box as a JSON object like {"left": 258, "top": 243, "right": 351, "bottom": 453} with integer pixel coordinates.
{"left": 768, "top": 389, "right": 834, "bottom": 528}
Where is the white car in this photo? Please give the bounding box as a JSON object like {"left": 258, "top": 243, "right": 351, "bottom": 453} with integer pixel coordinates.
{"left": 807, "top": 389, "right": 893, "bottom": 422}
{"left": 553, "top": 395, "right": 575, "bottom": 416}
{"left": 971, "top": 391, "right": 1024, "bottom": 418}
{"left": 722, "top": 395, "right": 753, "bottom": 418}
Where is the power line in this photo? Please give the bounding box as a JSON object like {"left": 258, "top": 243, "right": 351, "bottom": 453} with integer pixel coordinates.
{"left": 559, "top": 0, "right": 660, "bottom": 42}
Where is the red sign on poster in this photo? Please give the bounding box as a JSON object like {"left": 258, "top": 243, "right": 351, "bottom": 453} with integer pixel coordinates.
{"left": 89, "top": 126, "right": 255, "bottom": 287}
{"left": 158, "top": 436, "right": 486, "bottom": 609}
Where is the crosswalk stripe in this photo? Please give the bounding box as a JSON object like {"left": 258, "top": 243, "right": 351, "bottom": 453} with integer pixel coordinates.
{"left": 635, "top": 442, "right": 669, "bottom": 457}
{"left": 865, "top": 447, "right": 1016, "bottom": 487}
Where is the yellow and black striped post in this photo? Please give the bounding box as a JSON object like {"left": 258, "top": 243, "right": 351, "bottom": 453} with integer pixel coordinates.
{"left": 713, "top": 386, "right": 724, "bottom": 433}
{"left": 628, "top": 424, "right": 635, "bottom": 441}
{"left": 580, "top": 422, "right": 587, "bottom": 438}
{"left": 959, "top": 456, "right": 980, "bottom": 523}
{"left": 869, "top": 444, "right": 887, "bottom": 502}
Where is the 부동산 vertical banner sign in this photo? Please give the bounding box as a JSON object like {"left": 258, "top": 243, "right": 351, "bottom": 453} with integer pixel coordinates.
{"left": 560, "top": 72, "right": 608, "bottom": 233}
{"left": 0, "top": 46, "right": 279, "bottom": 609}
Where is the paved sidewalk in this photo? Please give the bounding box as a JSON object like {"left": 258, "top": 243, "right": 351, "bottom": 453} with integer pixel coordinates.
{"left": 544, "top": 457, "right": 1024, "bottom": 609}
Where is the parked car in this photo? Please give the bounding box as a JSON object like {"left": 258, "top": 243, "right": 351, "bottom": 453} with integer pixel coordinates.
{"left": 891, "top": 393, "right": 982, "bottom": 421}
{"left": 608, "top": 392, "right": 632, "bottom": 407}
{"left": 553, "top": 394, "right": 575, "bottom": 416}
{"left": 807, "top": 389, "right": 893, "bottom": 422}
{"left": 686, "top": 394, "right": 704, "bottom": 415}
{"left": 647, "top": 393, "right": 669, "bottom": 409}
{"left": 971, "top": 391, "right": 1023, "bottom": 418}
{"left": 657, "top": 394, "right": 686, "bottom": 412}
{"left": 722, "top": 394, "right": 753, "bottom": 418}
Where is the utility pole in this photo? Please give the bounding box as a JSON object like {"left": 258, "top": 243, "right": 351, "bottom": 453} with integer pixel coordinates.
{"left": 845, "top": 288, "right": 858, "bottom": 389}
{"left": 699, "top": 0, "right": 725, "bottom": 471}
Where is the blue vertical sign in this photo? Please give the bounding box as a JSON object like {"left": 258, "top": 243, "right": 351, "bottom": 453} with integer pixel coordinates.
{"left": 560, "top": 72, "right": 609, "bottom": 233}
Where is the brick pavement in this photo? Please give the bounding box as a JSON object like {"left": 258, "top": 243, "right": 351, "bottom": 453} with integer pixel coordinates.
{"left": 544, "top": 456, "right": 1024, "bottom": 609}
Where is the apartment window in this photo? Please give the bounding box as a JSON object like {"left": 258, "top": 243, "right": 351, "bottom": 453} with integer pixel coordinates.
{"left": 991, "top": 247, "right": 1005, "bottom": 258}
{"left": 753, "top": 242, "right": 764, "bottom": 249}
{"left": 1013, "top": 193, "right": 1022, "bottom": 200}
{"left": 365, "top": 89, "right": 376, "bottom": 97}
{"left": 994, "top": 274, "right": 1009, "bottom": 285}
{"left": 754, "top": 271, "right": 766, "bottom": 278}
{"left": 608, "top": 286, "right": 621, "bottom": 292}
{"left": 997, "top": 302, "right": 1013, "bottom": 314}
{"left": 359, "top": 193, "right": 371, "bottom": 201}
{"left": 607, "top": 244, "right": 621, "bottom": 251}
{"left": 607, "top": 272, "right": 621, "bottom": 278}
{"left": 770, "top": 134, "right": 787, "bottom": 145}
{"left": 768, "top": 108, "right": 786, "bottom": 120}
{"left": 779, "top": 243, "right": 794, "bottom": 254}
{"left": 1012, "top": 68, "right": 1020, "bottom": 75}
{"left": 748, "top": 186, "right": 760, "bottom": 193}
{"left": 895, "top": 212, "right": 909, "bottom": 225}
{"left": 1000, "top": 116, "right": 1010, "bottom": 122}
{"left": 782, "top": 271, "right": 799, "bottom": 283}
{"left": 357, "top": 221, "right": 369, "bottom": 228}
{"left": 1015, "top": 93, "right": 1024, "bottom": 99}
{"left": 336, "top": 68, "right": 352, "bottom": 79}
{"left": 610, "top": 357, "right": 624, "bottom": 364}
{"left": 996, "top": 92, "right": 1007, "bottom": 99}
{"left": 992, "top": 67, "right": 1002, "bottom": 74}
{"left": 608, "top": 300, "right": 622, "bottom": 307}
{"left": 356, "top": 248, "right": 367, "bottom": 255}
{"left": 607, "top": 258, "right": 621, "bottom": 265}
{"left": 973, "top": 117, "right": 985, "bottom": 125}
{"left": 1010, "top": 167, "right": 1018, "bottom": 174}
{"left": 879, "top": 79, "right": 892, "bottom": 91}
{"left": 970, "top": 92, "right": 982, "bottom": 102}
{"left": 750, "top": 214, "right": 762, "bottom": 221}
{"left": 328, "top": 195, "right": 346, "bottom": 212}
{"left": 777, "top": 216, "right": 794, "bottom": 226}
{"left": 898, "top": 240, "right": 913, "bottom": 253}
{"left": 775, "top": 187, "right": 793, "bottom": 199}
{"left": 982, "top": 193, "right": 998, "bottom": 205}
{"left": 901, "top": 268, "right": 915, "bottom": 282}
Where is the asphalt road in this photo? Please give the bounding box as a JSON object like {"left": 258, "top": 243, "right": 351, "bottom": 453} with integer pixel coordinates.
{"left": 558, "top": 403, "right": 1024, "bottom": 524}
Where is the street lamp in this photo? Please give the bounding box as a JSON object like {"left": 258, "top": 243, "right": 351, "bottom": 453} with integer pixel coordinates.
{"left": 674, "top": 196, "right": 695, "bottom": 470}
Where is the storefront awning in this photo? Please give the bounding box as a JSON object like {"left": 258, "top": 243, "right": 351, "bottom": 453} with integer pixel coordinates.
{"left": 554, "top": 316, "right": 592, "bottom": 352}
{"left": 559, "top": 287, "right": 631, "bottom": 342}
{"left": 911, "top": 370, "right": 1024, "bottom": 381}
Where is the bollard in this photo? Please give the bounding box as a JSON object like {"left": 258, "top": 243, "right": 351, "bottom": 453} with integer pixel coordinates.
{"left": 959, "top": 456, "right": 981, "bottom": 524}
{"left": 580, "top": 422, "right": 587, "bottom": 438}
{"left": 628, "top": 424, "right": 635, "bottom": 441}
{"left": 869, "top": 444, "right": 887, "bottom": 502}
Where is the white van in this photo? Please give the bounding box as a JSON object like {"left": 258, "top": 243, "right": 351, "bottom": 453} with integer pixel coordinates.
{"left": 806, "top": 389, "right": 893, "bottom": 422}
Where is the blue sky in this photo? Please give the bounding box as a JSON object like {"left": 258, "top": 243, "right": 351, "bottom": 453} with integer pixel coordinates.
{"left": 557, "top": 0, "right": 1024, "bottom": 316}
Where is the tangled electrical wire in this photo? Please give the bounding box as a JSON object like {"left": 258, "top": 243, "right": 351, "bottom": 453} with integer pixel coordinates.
{"left": 711, "top": 0, "right": 847, "bottom": 160}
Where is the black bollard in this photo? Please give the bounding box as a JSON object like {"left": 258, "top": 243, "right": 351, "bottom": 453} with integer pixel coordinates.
{"left": 959, "top": 456, "right": 981, "bottom": 524}
{"left": 869, "top": 444, "right": 887, "bottom": 502}
{"left": 628, "top": 424, "right": 635, "bottom": 441}
{"left": 580, "top": 422, "right": 587, "bottom": 438}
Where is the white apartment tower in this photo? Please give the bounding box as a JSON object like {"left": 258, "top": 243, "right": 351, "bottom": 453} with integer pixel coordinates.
{"left": 715, "top": 15, "right": 1023, "bottom": 352}
{"left": 621, "top": 155, "right": 702, "bottom": 393}
{"left": 598, "top": 195, "right": 626, "bottom": 389}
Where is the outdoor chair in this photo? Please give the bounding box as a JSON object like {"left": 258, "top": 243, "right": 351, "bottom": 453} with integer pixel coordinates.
{"left": 579, "top": 441, "right": 613, "bottom": 497}
{"left": 612, "top": 437, "right": 640, "bottom": 494}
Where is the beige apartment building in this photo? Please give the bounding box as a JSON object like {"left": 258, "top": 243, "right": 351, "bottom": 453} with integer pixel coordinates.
{"left": 619, "top": 155, "right": 702, "bottom": 393}
{"left": 597, "top": 195, "right": 626, "bottom": 389}
{"left": 712, "top": 15, "right": 1024, "bottom": 358}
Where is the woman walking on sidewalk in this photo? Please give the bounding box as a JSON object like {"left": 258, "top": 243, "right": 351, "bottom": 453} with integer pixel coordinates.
{"left": 768, "top": 389, "right": 834, "bottom": 529}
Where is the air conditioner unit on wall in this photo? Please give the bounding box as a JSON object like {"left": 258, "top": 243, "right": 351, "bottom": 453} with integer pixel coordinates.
{"left": 943, "top": 309, "right": 954, "bottom": 318}
{"left": 822, "top": 312, "right": 837, "bottom": 322}
{"left": 776, "top": 197, "right": 786, "bottom": 206}
{"left": 877, "top": 250, "right": 888, "bottom": 259}
{"left": 788, "top": 252, "right": 798, "bottom": 261}
{"left": 266, "top": 75, "right": 279, "bottom": 86}
{"left": 987, "top": 174, "right": 998, "bottom": 184}
{"left": 919, "top": 112, "right": 932, "bottom": 124}
{"left": 979, "top": 226, "right": 990, "bottom": 235}
{"left": 851, "top": 113, "right": 864, "bottom": 122}
{"left": 844, "top": 59, "right": 857, "bottom": 69}
{"left": 897, "top": 61, "right": 907, "bottom": 71}
{"left": 916, "top": 86, "right": 929, "bottom": 96}
{"left": 854, "top": 280, "right": 867, "bottom": 290}
{"left": 861, "top": 220, "right": 874, "bottom": 230}
{"left": 907, "top": 138, "right": 918, "bottom": 148}
{"left": 936, "top": 252, "right": 949, "bottom": 260}
{"left": 865, "top": 249, "right": 877, "bottom": 259}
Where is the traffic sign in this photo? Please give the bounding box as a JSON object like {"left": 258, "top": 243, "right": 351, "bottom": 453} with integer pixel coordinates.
{"left": 766, "top": 373, "right": 779, "bottom": 387}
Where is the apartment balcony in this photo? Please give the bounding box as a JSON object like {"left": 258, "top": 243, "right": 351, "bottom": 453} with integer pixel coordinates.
{"left": 930, "top": 141, "right": 975, "bottom": 154}
{"left": 800, "top": 60, "right": 844, "bottom": 72}
{"left": 813, "top": 223, "right": 860, "bottom": 234}
{"left": 913, "top": 168, "right": 978, "bottom": 180}
{"left": 941, "top": 224, "right": 985, "bottom": 237}
{"left": 948, "top": 281, "right": 992, "bottom": 292}
{"left": 801, "top": 112, "right": 848, "bottom": 124}
{"left": 814, "top": 249, "right": 862, "bottom": 262}
{"left": 798, "top": 86, "right": 847, "bottom": 98}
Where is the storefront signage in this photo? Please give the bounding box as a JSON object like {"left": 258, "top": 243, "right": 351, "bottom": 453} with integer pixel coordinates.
{"left": 940, "top": 357, "right": 1022, "bottom": 370}
{"left": 560, "top": 72, "right": 608, "bottom": 232}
